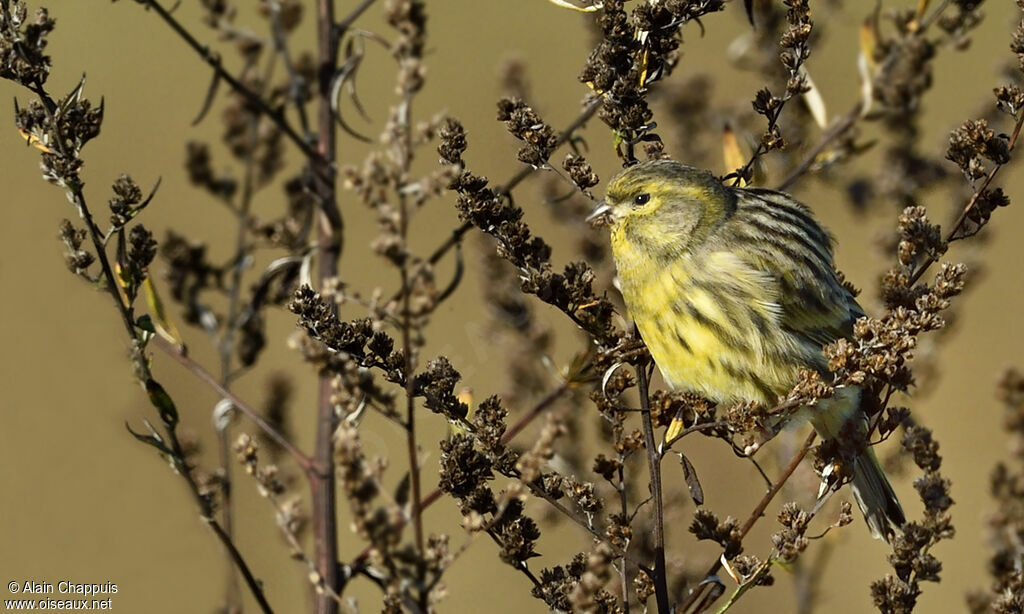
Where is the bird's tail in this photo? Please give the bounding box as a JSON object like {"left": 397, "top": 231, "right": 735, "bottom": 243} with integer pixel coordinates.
{"left": 850, "top": 446, "right": 906, "bottom": 542}
{"left": 810, "top": 387, "right": 905, "bottom": 543}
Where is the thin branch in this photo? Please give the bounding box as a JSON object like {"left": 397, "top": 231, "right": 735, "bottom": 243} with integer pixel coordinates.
{"left": 637, "top": 361, "right": 671, "bottom": 614}
{"left": 398, "top": 114, "right": 428, "bottom": 570}
{"left": 69, "top": 186, "right": 139, "bottom": 341}
{"left": 740, "top": 431, "right": 817, "bottom": 537}
{"left": 522, "top": 478, "right": 628, "bottom": 558}
{"left": 153, "top": 336, "right": 313, "bottom": 471}
{"left": 485, "top": 531, "right": 543, "bottom": 589}
{"left": 204, "top": 509, "right": 277, "bottom": 614}
{"left": 310, "top": 0, "right": 344, "bottom": 612}
{"left": 660, "top": 421, "right": 730, "bottom": 455}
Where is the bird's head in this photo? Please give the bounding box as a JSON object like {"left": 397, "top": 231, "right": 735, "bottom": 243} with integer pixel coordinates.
{"left": 588, "top": 160, "right": 736, "bottom": 258}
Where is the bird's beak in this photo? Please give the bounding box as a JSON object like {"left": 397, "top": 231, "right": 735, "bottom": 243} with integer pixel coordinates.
{"left": 586, "top": 200, "right": 612, "bottom": 225}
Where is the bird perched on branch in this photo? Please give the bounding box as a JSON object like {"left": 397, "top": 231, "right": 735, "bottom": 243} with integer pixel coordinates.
{"left": 589, "top": 159, "right": 905, "bottom": 541}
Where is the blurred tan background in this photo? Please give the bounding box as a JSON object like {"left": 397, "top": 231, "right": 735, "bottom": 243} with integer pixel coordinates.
{"left": 2, "top": 1, "right": 1023, "bottom": 613}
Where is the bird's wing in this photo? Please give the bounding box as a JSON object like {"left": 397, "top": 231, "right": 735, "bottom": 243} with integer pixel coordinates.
{"left": 722, "top": 188, "right": 865, "bottom": 352}
{"left": 773, "top": 259, "right": 864, "bottom": 349}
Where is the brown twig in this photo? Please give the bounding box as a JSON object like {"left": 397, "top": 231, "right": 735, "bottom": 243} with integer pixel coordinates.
{"left": 637, "top": 361, "right": 671, "bottom": 614}
{"left": 336, "top": 0, "right": 377, "bottom": 33}
{"left": 204, "top": 506, "right": 277, "bottom": 614}
{"left": 660, "top": 421, "right": 731, "bottom": 455}
{"left": 309, "top": 0, "right": 345, "bottom": 611}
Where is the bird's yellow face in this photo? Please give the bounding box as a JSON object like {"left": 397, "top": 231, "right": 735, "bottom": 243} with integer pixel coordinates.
{"left": 590, "top": 160, "right": 736, "bottom": 262}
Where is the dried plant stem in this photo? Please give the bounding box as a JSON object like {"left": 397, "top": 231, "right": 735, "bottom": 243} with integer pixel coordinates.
{"left": 310, "top": 1, "right": 343, "bottom": 612}
{"left": 215, "top": 430, "right": 241, "bottom": 611}
{"left": 203, "top": 514, "right": 276, "bottom": 614}
{"left": 917, "top": 0, "right": 952, "bottom": 30}
{"left": 69, "top": 187, "right": 139, "bottom": 340}
{"left": 661, "top": 421, "right": 731, "bottom": 454}
{"left": 636, "top": 360, "right": 671, "bottom": 614}
{"left": 485, "top": 530, "right": 543, "bottom": 588}
{"left": 310, "top": 213, "right": 342, "bottom": 614}
{"left": 404, "top": 361, "right": 426, "bottom": 556}
{"left": 679, "top": 431, "right": 817, "bottom": 612}
{"left": 523, "top": 480, "right": 626, "bottom": 556}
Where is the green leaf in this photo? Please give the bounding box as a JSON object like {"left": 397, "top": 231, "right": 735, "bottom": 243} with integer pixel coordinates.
{"left": 144, "top": 378, "right": 179, "bottom": 428}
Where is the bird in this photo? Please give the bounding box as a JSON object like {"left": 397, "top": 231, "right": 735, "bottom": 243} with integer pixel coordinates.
{"left": 588, "top": 159, "right": 905, "bottom": 541}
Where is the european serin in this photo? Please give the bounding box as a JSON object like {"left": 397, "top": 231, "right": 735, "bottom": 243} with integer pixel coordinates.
{"left": 590, "top": 159, "right": 905, "bottom": 541}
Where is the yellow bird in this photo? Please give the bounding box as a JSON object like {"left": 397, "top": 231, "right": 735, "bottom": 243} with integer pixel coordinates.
{"left": 589, "top": 159, "right": 904, "bottom": 541}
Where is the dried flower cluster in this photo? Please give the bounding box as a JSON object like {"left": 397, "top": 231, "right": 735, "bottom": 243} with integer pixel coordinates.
{"left": 579, "top": 0, "right": 726, "bottom": 161}
{"left": 870, "top": 425, "right": 954, "bottom": 613}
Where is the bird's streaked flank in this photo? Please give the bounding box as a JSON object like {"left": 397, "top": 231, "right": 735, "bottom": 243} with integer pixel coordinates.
{"left": 591, "top": 159, "right": 905, "bottom": 541}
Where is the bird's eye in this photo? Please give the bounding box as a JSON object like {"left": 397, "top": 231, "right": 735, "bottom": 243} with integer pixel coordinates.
{"left": 633, "top": 193, "right": 651, "bottom": 206}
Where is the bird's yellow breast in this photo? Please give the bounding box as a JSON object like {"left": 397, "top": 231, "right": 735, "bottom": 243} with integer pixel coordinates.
{"left": 611, "top": 230, "right": 803, "bottom": 406}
